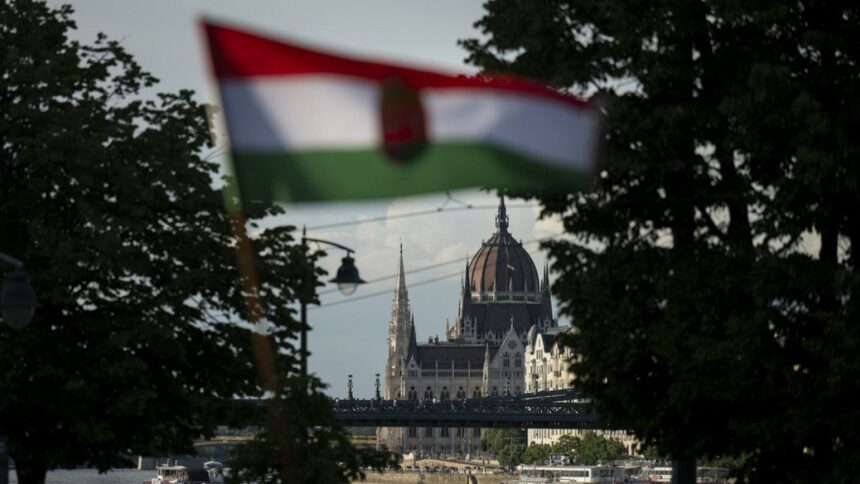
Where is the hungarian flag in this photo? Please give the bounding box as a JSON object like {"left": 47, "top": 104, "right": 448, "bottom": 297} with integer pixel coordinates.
{"left": 203, "top": 22, "right": 599, "bottom": 202}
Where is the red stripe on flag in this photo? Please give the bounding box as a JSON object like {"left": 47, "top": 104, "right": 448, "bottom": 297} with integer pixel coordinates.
{"left": 202, "top": 21, "right": 590, "bottom": 109}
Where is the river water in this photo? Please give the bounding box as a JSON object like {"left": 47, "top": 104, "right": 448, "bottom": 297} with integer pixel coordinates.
{"left": 8, "top": 469, "right": 151, "bottom": 483}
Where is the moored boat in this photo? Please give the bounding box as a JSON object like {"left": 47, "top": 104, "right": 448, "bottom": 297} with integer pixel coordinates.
{"left": 626, "top": 465, "right": 729, "bottom": 483}
{"left": 519, "top": 464, "right": 626, "bottom": 483}
{"left": 145, "top": 460, "right": 224, "bottom": 484}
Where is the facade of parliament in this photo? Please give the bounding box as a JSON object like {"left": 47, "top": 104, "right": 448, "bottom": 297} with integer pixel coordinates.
{"left": 380, "top": 197, "right": 562, "bottom": 455}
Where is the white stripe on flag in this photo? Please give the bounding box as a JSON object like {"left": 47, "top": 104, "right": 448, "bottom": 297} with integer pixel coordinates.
{"left": 424, "top": 89, "right": 598, "bottom": 170}
{"left": 219, "top": 76, "right": 380, "bottom": 151}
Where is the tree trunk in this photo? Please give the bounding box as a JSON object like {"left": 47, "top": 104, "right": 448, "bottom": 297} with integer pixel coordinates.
{"left": 15, "top": 466, "right": 47, "bottom": 484}
{"left": 671, "top": 458, "right": 696, "bottom": 484}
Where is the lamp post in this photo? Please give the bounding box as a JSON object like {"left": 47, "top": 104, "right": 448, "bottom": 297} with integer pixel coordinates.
{"left": 300, "top": 228, "right": 365, "bottom": 379}
{"left": 0, "top": 253, "right": 37, "bottom": 484}
{"left": 0, "top": 253, "right": 37, "bottom": 330}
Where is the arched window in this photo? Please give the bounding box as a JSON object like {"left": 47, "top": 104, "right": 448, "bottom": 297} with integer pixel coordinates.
{"left": 408, "top": 386, "right": 417, "bottom": 400}
{"left": 473, "top": 386, "right": 481, "bottom": 398}
{"left": 456, "top": 386, "right": 466, "bottom": 399}
{"left": 514, "top": 353, "right": 522, "bottom": 367}
{"left": 424, "top": 386, "right": 433, "bottom": 400}
{"left": 515, "top": 386, "right": 521, "bottom": 395}
{"left": 503, "top": 353, "right": 510, "bottom": 368}
{"left": 440, "top": 386, "right": 450, "bottom": 401}
{"left": 491, "top": 386, "right": 499, "bottom": 397}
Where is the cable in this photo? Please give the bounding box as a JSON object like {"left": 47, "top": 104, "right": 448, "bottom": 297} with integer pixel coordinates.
{"left": 316, "top": 233, "right": 564, "bottom": 295}
{"left": 306, "top": 203, "right": 536, "bottom": 231}
{"left": 310, "top": 270, "right": 464, "bottom": 310}
{"left": 312, "top": 233, "right": 566, "bottom": 309}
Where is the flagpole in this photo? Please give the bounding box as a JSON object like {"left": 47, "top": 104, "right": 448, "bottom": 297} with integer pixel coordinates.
{"left": 228, "top": 208, "right": 298, "bottom": 481}
{"left": 201, "top": 27, "right": 299, "bottom": 480}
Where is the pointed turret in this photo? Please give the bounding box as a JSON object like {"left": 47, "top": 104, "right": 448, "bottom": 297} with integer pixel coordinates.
{"left": 495, "top": 194, "right": 509, "bottom": 234}
{"left": 464, "top": 254, "right": 471, "bottom": 294}
{"left": 457, "top": 254, "right": 472, "bottom": 328}
{"left": 385, "top": 244, "right": 415, "bottom": 399}
{"left": 393, "top": 242, "right": 409, "bottom": 317}
{"left": 409, "top": 313, "right": 417, "bottom": 355}
{"left": 542, "top": 261, "right": 550, "bottom": 293}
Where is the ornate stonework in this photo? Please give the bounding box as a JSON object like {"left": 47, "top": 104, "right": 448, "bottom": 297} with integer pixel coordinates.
{"left": 380, "top": 197, "right": 557, "bottom": 456}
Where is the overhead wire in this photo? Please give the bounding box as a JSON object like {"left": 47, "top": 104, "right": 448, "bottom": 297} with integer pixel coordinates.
{"left": 312, "top": 233, "right": 566, "bottom": 308}
{"left": 309, "top": 270, "right": 464, "bottom": 310}
{"left": 305, "top": 203, "right": 537, "bottom": 231}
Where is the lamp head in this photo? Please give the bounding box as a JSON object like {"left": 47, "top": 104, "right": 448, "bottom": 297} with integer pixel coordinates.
{"left": 330, "top": 254, "right": 365, "bottom": 296}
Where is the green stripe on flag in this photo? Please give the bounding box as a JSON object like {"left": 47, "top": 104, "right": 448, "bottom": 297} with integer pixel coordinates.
{"left": 231, "top": 143, "right": 590, "bottom": 202}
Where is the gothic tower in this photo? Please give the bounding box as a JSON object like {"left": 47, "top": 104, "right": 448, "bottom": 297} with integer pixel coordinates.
{"left": 384, "top": 243, "right": 415, "bottom": 400}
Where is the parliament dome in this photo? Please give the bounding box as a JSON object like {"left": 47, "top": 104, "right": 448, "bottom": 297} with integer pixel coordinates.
{"left": 468, "top": 197, "right": 540, "bottom": 295}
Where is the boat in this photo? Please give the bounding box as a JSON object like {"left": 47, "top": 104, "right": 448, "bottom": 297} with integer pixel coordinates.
{"left": 695, "top": 467, "right": 730, "bottom": 483}
{"left": 145, "top": 460, "right": 225, "bottom": 484}
{"left": 626, "top": 465, "right": 729, "bottom": 483}
{"left": 519, "top": 464, "right": 626, "bottom": 483}
{"left": 145, "top": 464, "right": 191, "bottom": 484}
{"left": 203, "top": 460, "right": 225, "bottom": 482}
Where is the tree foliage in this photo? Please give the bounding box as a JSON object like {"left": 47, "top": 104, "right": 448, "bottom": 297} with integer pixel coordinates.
{"left": 521, "top": 443, "right": 552, "bottom": 465}
{"left": 481, "top": 428, "right": 526, "bottom": 467}
{"left": 463, "top": 1, "right": 860, "bottom": 482}
{"left": 0, "top": 1, "right": 392, "bottom": 482}
{"left": 574, "top": 432, "right": 627, "bottom": 466}
{"left": 522, "top": 433, "right": 626, "bottom": 466}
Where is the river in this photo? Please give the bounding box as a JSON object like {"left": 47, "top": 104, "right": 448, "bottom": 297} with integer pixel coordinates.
{"left": 8, "top": 469, "right": 151, "bottom": 484}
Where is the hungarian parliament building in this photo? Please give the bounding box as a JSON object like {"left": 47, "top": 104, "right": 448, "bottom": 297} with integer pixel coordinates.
{"left": 378, "top": 197, "right": 629, "bottom": 455}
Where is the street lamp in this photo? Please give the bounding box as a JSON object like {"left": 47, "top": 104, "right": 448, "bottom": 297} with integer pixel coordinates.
{"left": 300, "top": 228, "right": 366, "bottom": 378}
{"left": 0, "top": 253, "right": 37, "bottom": 329}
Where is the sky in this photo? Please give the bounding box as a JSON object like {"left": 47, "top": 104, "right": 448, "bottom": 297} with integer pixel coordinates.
{"left": 50, "top": 0, "right": 568, "bottom": 398}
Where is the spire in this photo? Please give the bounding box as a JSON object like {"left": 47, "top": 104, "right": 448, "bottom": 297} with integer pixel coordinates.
{"left": 495, "top": 194, "right": 509, "bottom": 234}
{"left": 387, "top": 243, "right": 414, "bottom": 391}
{"left": 396, "top": 242, "right": 407, "bottom": 296}
{"left": 409, "top": 313, "right": 417, "bottom": 353}
{"left": 542, "top": 261, "right": 550, "bottom": 293}
{"left": 393, "top": 242, "right": 409, "bottom": 318}
{"left": 464, "top": 253, "right": 471, "bottom": 293}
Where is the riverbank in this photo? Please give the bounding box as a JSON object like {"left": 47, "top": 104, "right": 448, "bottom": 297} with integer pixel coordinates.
{"left": 358, "top": 472, "right": 510, "bottom": 483}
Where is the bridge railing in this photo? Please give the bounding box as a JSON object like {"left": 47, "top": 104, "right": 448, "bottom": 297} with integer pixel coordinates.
{"left": 330, "top": 389, "right": 610, "bottom": 429}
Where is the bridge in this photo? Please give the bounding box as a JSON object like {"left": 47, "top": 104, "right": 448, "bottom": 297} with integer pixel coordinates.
{"left": 332, "top": 389, "right": 607, "bottom": 429}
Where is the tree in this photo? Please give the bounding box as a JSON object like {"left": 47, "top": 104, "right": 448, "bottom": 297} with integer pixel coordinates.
{"left": 521, "top": 443, "right": 552, "bottom": 465}
{"left": 0, "top": 2, "right": 391, "bottom": 482}
{"left": 551, "top": 434, "right": 579, "bottom": 456}
{"left": 572, "top": 432, "right": 626, "bottom": 466}
{"left": 463, "top": 1, "right": 860, "bottom": 482}
{"left": 496, "top": 442, "right": 526, "bottom": 469}
{"left": 480, "top": 428, "right": 526, "bottom": 466}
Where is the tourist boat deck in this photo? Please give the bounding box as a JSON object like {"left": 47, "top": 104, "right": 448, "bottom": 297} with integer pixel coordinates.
{"left": 519, "top": 464, "right": 625, "bottom": 483}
